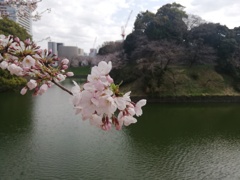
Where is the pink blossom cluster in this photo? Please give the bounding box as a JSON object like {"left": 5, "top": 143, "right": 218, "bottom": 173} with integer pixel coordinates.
{"left": 0, "top": 35, "right": 74, "bottom": 95}
{"left": 71, "top": 61, "right": 146, "bottom": 131}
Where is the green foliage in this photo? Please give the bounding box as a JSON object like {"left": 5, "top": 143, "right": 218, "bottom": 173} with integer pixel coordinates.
{"left": 110, "top": 64, "right": 141, "bottom": 85}
{"left": 134, "top": 10, "right": 155, "bottom": 31}
{"left": 68, "top": 66, "right": 91, "bottom": 76}
{"left": 145, "top": 3, "right": 188, "bottom": 41}
{"left": 119, "top": 2, "right": 240, "bottom": 96}
{"left": 128, "top": 2, "right": 188, "bottom": 42}
{"left": 98, "top": 41, "right": 123, "bottom": 55}
{"left": 0, "top": 69, "right": 27, "bottom": 92}
{"left": 120, "top": 66, "right": 239, "bottom": 96}
{"left": 0, "top": 17, "right": 31, "bottom": 40}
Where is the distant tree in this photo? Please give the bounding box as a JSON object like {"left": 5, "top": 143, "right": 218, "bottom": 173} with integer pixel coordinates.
{"left": 98, "top": 41, "right": 123, "bottom": 55}
{"left": 233, "top": 26, "right": 240, "bottom": 44}
{"left": 123, "top": 30, "right": 148, "bottom": 60}
{"left": 185, "top": 41, "right": 217, "bottom": 67}
{"left": 188, "top": 23, "right": 229, "bottom": 48}
{"left": 134, "top": 10, "right": 155, "bottom": 32}
{"left": 126, "top": 40, "right": 185, "bottom": 94}
{"left": 145, "top": 2, "right": 188, "bottom": 41}
{"left": 183, "top": 14, "right": 207, "bottom": 30}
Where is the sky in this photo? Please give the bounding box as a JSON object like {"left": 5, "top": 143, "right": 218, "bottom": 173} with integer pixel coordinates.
{"left": 32, "top": 0, "right": 240, "bottom": 54}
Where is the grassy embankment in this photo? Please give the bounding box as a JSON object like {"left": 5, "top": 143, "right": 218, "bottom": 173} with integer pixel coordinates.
{"left": 68, "top": 66, "right": 91, "bottom": 76}
{"left": 120, "top": 65, "right": 240, "bottom": 97}
{"left": 68, "top": 66, "right": 91, "bottom": 84}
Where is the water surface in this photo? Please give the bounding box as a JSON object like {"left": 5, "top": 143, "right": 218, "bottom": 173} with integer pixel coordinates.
{"left": 1, "top": 85, "right": 240, "bottom": 179}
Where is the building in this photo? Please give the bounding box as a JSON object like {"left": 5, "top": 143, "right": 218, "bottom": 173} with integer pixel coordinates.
{"left": 48, "top": 41, "right": 85, "bottom": 66}
{"left": 48, "top": 42, "right": 64, "bottom": 56}
{"left": 0, "top": 0, "right": 32, "bottom": 35}
{"left": 58, "top": 45, "right": 84, "bottom": 59}
{"left": 89, "top": 48, "right": 97, "bottom": 57}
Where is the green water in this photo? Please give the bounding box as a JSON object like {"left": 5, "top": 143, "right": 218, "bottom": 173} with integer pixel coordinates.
{"left": 1, "top": 85, "right": 240, "bottom": 179}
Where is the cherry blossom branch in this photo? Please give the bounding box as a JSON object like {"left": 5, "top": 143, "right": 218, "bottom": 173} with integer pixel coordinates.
{"left": 0, "top": 34, "right": 147, "bottom": 131}
{"left": 52, "top": 79, "right": 73, "bottom": 96}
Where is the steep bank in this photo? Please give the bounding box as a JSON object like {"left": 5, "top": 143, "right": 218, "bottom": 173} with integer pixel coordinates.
{"left": 118, "top": 65, "right": 240, "bottom": 101}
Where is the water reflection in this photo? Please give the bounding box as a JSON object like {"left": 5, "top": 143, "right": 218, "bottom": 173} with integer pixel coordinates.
{"left": 0, "top": 92, "right": 33, "bottom": 134}
{"left": 127, "top": 103, "right": 240, "bottom": 179}
{"left": 2, "top": 86, "right": 240, "bottom": 179}
{"left": 0, "top": 92, "right": 34, "bottom": 178}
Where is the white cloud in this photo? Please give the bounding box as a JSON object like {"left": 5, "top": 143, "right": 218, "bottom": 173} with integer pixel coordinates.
{"left": 32, "top": 0, "right": 240, "bottom": 54}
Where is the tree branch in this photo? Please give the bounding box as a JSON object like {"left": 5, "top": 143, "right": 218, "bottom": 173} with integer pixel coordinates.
{"left": 52, "top": 79, "right": 73, "bottom": 96}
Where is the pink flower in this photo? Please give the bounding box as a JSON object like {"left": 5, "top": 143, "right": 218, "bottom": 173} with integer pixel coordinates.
{"left": 61, "top": 58, "right": 69, "bottom": 65}
{"left": 71, "top": 81, "right": 80, "bottom": 95}
{"left": 117, "top": 111, "right": 137, "bottom": 126}
{"left": 27, "top": 79, "right": 37, "bottom": 90}
{"left": 20, "top": 87, "right": 28, "bottom": 95}
{"left": 71, "top": 81, "right": 82, "bottom": 107}
{"left": 115, "top": 91, "right": 131, "bottom": 110}
{"left": 22, "top": 55, "right": 36, "bottom": 68}
{"left": 24, "top": 38, "right": 31, "bottom": 45}
{"left": 38, "top": 84, "right": 48, "bottom": 95}
{"left": 54, "top": 74, "right": 66, "bottom": 82}
{"left": 66, "top": 72, "right": 74, "bottom": 77}
{"left": 7, "top": 64, "right": 23, "bottom": 76}
{"left": 135, "top": 99, "right": 147, "bottom": 117}
{"left": 62, "top": 65, "right": 68, "bottom": 69}
{"left": 106, "top": 75, "right": 114, "bottom": 84}
{"left": 89, "top": 114, "right": 103, "bottom": 128}
{"left": 97, "top": 61, "right": 112, "bottom": 75}
{"left": 0, "top": 61, "right": 8, "bottom": 70}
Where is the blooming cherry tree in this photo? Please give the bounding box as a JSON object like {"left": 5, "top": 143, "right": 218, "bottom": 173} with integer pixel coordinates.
{"left": 0, "top": 0, "right": 51, "bottom": 21}
{"left": 0, "top": 34, "right": 146, "bottom": 131}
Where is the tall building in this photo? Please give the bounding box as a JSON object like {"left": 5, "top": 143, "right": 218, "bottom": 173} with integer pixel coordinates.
{"left": 0, "top": 0, "right": 32, "bottom": 35}
{"left": 48, "top": 42, "right": 64, "bottom": 56}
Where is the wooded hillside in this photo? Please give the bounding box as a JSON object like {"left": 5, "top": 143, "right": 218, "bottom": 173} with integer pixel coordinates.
{"left": 99, "top": 2, "right": 240, "bottom": 96}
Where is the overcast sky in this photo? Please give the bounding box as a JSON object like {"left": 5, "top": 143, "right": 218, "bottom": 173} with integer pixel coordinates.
{"left": 32, "top": 0, "right": 240, "bottom": 53}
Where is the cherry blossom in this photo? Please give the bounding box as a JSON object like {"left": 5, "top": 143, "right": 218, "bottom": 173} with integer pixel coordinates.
{"left": 0, "top": 34, "right": 147, "bottom": 131}
{"left": 70, "top": 61, "right": 146, "bottom": 131}
{"left": 27, "top": 79, "right": 37, "bottom": 90}
{"left": 22, "top": 55, "right": 36, "bottom": 68}
{"left": 0, "top": 35, "right": 74, "bottom": 96}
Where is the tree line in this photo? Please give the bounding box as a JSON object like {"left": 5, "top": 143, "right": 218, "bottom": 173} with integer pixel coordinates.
{"left": 98, "top": 2, "right": 240, "bottom": 94}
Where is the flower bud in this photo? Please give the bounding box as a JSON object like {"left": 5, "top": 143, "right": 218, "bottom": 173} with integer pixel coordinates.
{"left": 61, "top": 58, "right": 69, "bottom": 65}
{"left": 62, "top": 64, "right": 68, "bottom": 70}
{"left": 14, "top": 37, "right": 20, "bottom": 43}
{"left": 24, "top": 38, "right": 31, "bottom": 45}
{"left": 38, "top": 84, "right": 48, "bottom": 95}
{"left": 66, "top": 72, "right": 74, "bottom": 77}
{"left": 37, "top": 49, "right": 42, "bottom": 55}
{"left": 20, "top": 87, "right": 28, "bottom": 95}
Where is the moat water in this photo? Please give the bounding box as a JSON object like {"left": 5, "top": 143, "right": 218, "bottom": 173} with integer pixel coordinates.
{"left": 1, "top": 83, "right": 240, "bottom": 179}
